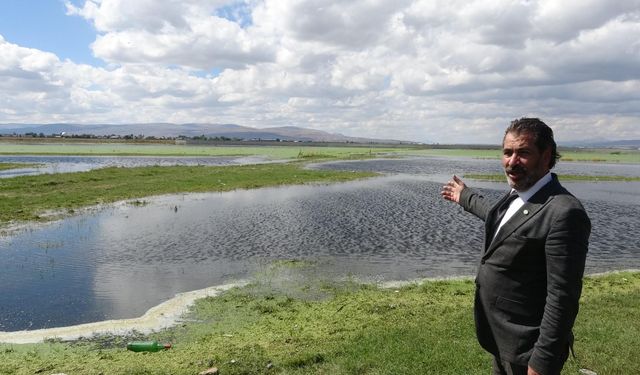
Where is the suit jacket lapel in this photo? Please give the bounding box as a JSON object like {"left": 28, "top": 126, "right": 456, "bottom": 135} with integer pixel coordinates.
{"left": 484, "top": 193, "right": 511, "bottom": 250}
{"left": 483, "top": 176, "right": 561, "bottom": 260}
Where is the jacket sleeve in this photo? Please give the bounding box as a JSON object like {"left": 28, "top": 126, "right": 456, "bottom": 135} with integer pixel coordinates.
{"left": 459, "top": 187, "right": 493, "bottom": 222}
{"left": 529, "top": 205, "right": 591, "bottom": 374}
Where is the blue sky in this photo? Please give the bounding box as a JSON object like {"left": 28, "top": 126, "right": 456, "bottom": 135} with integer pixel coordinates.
{"left": 0, "top": 0, "right": 639, "bottom": 144}
{"left": 0, "top": 0, "right": 253, "bottom": 68}
{"left": 0, "top": 1, "right": 101, "bottom": 65}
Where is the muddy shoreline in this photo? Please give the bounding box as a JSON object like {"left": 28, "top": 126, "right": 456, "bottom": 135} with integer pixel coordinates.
{"left": 2, "top": 270, "right": 636, "bottom": 344}
{"left": 0, "top": 281, "right": 247, "bottom": 344}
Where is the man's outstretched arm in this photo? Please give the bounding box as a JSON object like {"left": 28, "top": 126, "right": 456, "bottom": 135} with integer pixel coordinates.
{"left": 441, "top": 175, "right": 491, "bottom": 221}
{"left": 441, "top": 175, "right": 466, "bottom": 204}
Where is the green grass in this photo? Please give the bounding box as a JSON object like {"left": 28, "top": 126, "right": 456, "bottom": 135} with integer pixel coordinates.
{"left": 0, "top": 162, "right": 39, "bottom": 171}
{"left": 0, "top": 142, "right": 404, "bottom": 159}
{"left": 0, "top": 163, "right": 376, "bottom": 225}
{"left": 1, "top": 269, "right": 637, "bottom": 375}
{"left": 464, "top": 173, "right": 640, "bottom": 182}
{"left": 569, "top": 272, "right": 640, "bottom": 375}
{"left": 3, "top": 141, "right": 639, "bottom": 163}
{"left": 406, "top": 148, "right": 640, "bottom": 164}
{"left": 405, "top": 148, "right": 503, "bottom": 159}
{"left": 559, "top": 150, "right": 640, "bottom": 164}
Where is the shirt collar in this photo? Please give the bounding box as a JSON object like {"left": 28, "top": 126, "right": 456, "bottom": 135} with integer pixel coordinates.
{"left": 512, "top": 171, "right": 552, "bottom": 202}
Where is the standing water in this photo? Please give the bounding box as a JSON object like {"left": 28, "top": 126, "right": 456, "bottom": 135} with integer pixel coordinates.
{"left": 0, "top": 156, "right": 638, "bottom": 331}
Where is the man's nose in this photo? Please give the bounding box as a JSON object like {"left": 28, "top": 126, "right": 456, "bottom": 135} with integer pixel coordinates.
{"left": 507, "top": 154, "right": 521, "bottom": 166}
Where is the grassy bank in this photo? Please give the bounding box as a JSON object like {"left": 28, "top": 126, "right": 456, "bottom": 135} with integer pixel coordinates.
{"left": 1, "top": 269, "right": 637, "bottom": 375}
{"left": 465, "top": 173, "right": 640, "bottom": 182}
{"left": 0, "top": 162, "right": 39, "bottom": 171}
{"left": 0, "top": 143, "right": 404, "bottom": 159}
{"left": 3, "top": 142, "right": 639, "bottom": 164}
{"left": 408, "top": 148, "right": 640, "bottom": 164}
{"left": 0, "top": 163, "right": 376, "bottom": 225}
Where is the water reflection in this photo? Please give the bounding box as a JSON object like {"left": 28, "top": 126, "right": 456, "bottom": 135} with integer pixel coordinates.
{"left": 0, "top": 156, "right": 639, "bottom": 331}
{"left": 313, "top": 157, "right": 640, "bottom": 204}
{"left": 0, "top": 155, "right": 271, "bottom": 178}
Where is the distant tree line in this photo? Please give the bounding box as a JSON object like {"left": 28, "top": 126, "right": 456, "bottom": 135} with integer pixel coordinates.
{"left": 179, "top": 134, "right": 243, "bottom": 141}
{"left": 0, "top": 132, "right": 417, "bottom": 146}
{"left": 0, "top": 132, "right": 246, "bottom": 142}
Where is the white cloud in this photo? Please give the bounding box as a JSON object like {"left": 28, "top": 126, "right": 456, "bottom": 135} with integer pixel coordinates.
{"left": 2, "top": 0, "right": 640, "bottom": 143}
{"left": 65, "top": 0, "right": 275, "bottom": 69}
{"left": 533, "top": 0, "right": 640, "bottom": 42}
{"left": 261, "top": 0, "right": 410, "bottom": 48}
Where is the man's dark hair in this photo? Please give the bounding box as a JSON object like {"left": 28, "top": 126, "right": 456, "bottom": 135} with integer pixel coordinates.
{"left": 504, "top": 117, "right": 560, "bottom": 169}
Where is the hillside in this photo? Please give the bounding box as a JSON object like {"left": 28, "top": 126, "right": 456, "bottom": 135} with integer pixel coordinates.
{"left": 0, "top": 123, "right": 414, "bottom": 144}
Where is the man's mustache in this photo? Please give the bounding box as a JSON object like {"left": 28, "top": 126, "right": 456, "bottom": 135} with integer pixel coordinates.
{"left": 505, "top": 166, "right": 526, "bottom": 174}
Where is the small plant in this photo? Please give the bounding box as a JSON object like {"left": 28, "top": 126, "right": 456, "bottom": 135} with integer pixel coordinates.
{"left": 128, "top": 199, "right": 149, "bottom": 206}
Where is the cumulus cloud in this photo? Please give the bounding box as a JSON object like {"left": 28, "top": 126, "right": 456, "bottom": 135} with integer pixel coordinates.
{"left": 1, "top": 0, "right": 639, "bottom": 143}
{"left": 0, "top": 36, "right": 228, "bottom": 123}
{"left": 66, "top": 0, "right": 274, "bottom": 69}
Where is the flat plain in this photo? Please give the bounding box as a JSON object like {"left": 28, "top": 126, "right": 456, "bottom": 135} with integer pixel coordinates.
{"left": 1, "top": 142, "right": 638, "bottom": 374}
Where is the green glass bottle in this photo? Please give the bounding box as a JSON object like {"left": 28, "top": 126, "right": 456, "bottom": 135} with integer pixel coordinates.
{"left": 126, "top": 341, "right": 171, "bottom": 352}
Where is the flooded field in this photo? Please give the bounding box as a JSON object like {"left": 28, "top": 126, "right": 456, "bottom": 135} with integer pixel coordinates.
{"left": 1, "top": 156, "right": 638, "bottom": 331}
{"left": 0, "top": 155, "right": 271, "bottom": 178}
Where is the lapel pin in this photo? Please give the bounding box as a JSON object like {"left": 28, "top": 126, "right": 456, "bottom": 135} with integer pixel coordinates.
{"left": 523, "top": 209, "right": 529, "bottom": 215}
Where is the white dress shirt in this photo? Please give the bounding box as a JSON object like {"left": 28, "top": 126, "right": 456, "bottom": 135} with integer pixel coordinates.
{"left": 494, "top": 172, "right": 552, "bottom": 237}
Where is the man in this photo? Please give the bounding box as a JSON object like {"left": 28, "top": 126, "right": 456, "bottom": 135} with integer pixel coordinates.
{"left": 441, "top": 118, "right": 590, "bottom": 375}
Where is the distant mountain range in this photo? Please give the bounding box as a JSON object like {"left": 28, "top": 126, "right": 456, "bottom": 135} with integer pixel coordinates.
{"left": 0, "top": 123, "right": 414, "bottom": 144}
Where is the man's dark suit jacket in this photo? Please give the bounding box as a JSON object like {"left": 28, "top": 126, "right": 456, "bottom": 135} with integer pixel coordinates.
{"left": 459, "top": 173, "right": 590, "bottom": 374}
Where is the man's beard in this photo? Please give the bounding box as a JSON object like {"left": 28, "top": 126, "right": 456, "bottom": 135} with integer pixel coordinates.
{"left": 505, "top": 165, "right": 540, "bottom": 191}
